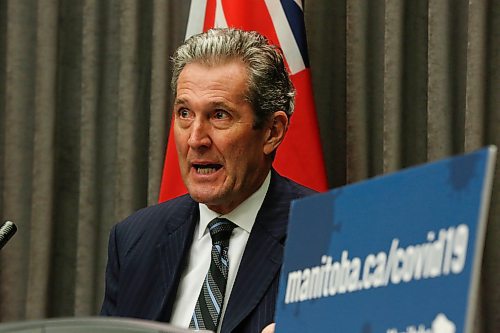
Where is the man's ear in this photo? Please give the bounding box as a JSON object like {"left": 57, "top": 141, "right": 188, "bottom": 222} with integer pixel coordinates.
{"left": 263, "top": 111, "right": 289, "bottom": 156}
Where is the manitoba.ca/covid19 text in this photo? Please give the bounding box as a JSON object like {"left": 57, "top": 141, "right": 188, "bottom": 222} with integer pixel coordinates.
{"left": 284, "top": 224, "right": 469, "bottom": 304}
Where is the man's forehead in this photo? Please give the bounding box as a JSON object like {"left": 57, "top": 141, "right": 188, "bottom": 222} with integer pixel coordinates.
{"left": 181, "top": 59, "right": 248, "bottom": 77}
{"left": 175, "top": 62, "right": 250, "bottom": 100}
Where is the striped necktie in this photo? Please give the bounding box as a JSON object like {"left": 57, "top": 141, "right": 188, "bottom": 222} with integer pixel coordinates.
{"left": 190, "top": 218, "right": 236, "bottom": 331}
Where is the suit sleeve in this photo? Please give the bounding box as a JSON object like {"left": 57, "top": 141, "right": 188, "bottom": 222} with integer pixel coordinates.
{"left": 100, "top": 224, "right": 120, "bottom": 316}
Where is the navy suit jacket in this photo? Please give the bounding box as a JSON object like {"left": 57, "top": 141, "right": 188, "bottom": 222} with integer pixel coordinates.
{"left": 100, "top": 170, "right": 316, "bottom": 332}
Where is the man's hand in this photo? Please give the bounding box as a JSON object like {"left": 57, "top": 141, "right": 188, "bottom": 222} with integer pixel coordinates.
{"left": 261, "top": 323, "right": 275, "bottom": 333}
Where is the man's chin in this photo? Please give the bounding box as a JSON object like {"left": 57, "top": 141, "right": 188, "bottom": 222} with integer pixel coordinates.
{"left": 188, "top": 189, "right": 223, "bottom": 206}
{"left": 188, "top": 189, "right": 238, "bottom": 214}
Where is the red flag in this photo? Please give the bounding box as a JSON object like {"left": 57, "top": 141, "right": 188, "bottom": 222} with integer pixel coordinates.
{"left": 159, "top": 0, "right": 328, "bottom": 202}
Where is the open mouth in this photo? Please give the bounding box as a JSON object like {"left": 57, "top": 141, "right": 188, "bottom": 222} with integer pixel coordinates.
{"left": 193, "top": 163, "right": 222, "bottom": 175}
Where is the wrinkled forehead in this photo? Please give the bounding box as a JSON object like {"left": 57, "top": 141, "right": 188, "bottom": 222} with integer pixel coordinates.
{"left": 176, "top": 61, "right": 251, "bottom": 101}
{"left": 178, "top": 59, "right": 251, "bottom": 94}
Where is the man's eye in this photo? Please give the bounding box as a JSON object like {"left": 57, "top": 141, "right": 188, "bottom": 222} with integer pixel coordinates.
{"left": 213, "top": 110, "right": 229, "bottom": 120}
{"left": 178, "top": 109, "right": 191, "bottom": 118}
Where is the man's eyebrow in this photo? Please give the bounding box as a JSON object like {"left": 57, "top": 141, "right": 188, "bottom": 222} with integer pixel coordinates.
{"left": 209, "top": 101, "right": 232, "bottom": 109}
{"left": 174, "top": 98, "right": 188, "bottom": 106}
{"left": 173, "top": 99, "right": 234, "bottom": 110}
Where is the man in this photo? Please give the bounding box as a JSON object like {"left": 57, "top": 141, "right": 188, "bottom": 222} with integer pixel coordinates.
{"left": 100, "top": 28, "right": 316, "bottom": 333}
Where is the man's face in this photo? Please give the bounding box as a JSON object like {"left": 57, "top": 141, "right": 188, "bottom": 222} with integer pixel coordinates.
{"left": 174, "top": 61, "right": 272, "bottom": 214}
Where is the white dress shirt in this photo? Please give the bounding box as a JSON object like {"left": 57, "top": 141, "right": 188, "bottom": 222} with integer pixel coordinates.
{"left": 170, "top": 172, "right": 271, "bottom": 331}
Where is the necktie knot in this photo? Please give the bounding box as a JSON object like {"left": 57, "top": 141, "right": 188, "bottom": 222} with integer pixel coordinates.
{"left": 208, "top": 218, "right": 236, "bottom": 245}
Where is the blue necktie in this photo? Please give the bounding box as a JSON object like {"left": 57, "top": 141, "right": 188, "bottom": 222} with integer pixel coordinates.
{"left": 190, "top": 218, "right": 236, "bottom": 331}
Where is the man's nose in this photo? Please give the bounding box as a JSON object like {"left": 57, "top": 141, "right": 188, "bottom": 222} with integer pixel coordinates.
{"left": 187, "top": 119, "right": 211, "bottom": 149}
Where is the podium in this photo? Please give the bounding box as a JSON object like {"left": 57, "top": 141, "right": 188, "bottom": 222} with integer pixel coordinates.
{"left": 0, "top": 317, "right": 210, "bottom": 333}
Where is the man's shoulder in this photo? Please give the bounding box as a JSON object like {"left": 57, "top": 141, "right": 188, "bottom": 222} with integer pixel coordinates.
{"left": 115, "top": 194, "right": 196, "bottom": 234}
{"left": 271, "top": 170, "right": 318, "bottom": 200}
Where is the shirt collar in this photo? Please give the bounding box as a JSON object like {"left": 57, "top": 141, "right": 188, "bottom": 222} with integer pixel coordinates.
{"left": 197, "top": 171, "right": 271, "bottom": 240}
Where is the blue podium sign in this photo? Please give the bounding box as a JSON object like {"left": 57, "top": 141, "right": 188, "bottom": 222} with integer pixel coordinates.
{"left": 275, "top": 147, "right": 497, "bottom": 333}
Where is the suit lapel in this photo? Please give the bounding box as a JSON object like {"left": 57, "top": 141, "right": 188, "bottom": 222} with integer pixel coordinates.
{"left": 221, "top": 171, "right": 291, "bottom": 332}
{"left": 155, "top": 198, "right": 198, "bottom": 320}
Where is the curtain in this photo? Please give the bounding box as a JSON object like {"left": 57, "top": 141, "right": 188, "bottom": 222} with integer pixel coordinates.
{"left": 0, "top": 0, "right": 499, "bottom": 331}
{"left": 0, "top": 0, "right": 189, "bottom": 320}
{"left": 306, "top": 1, "right": 500, "bottom": 331}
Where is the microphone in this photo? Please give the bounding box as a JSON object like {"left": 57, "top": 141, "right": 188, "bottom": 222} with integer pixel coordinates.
{"left": 0, "top": 221, "right": 17, "bottom": 250}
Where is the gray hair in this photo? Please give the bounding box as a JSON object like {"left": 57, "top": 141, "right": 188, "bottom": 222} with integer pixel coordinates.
{"left": 171, "top": 28, "right": 295, "bottom": 128}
